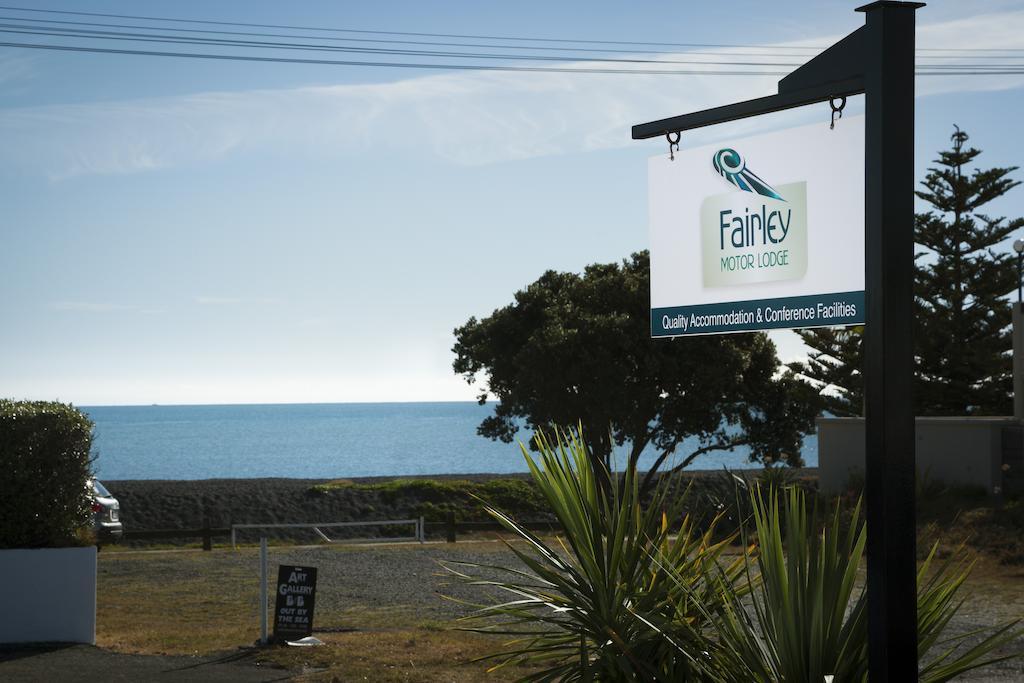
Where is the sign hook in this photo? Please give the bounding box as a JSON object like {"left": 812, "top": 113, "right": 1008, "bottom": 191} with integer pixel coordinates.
{"left": 829, "top": 96, "right": 847, "bottom": 130}
{"left": 666, "top": 131, "right": 681, "bottom": 161}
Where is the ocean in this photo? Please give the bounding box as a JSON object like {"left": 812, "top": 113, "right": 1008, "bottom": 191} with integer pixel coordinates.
{"left": 83, "top": 402, "right": 819, "bottom": 481}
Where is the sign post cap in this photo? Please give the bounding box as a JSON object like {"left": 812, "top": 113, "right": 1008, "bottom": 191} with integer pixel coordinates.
{"left": 855, "top": 1, "right": 925, "bottom": 12}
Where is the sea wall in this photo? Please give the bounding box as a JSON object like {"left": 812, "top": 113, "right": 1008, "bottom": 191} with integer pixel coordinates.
{"left": 103, "top": 470, "right": 819, "bottom": 546}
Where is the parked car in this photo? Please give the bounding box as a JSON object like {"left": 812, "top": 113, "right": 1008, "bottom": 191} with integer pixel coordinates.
{"left": 90, "top": 479, "right": 123, "bottom": 543}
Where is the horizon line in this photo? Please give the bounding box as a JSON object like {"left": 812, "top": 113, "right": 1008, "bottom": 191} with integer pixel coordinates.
{"left": 77, "top": 399, "right": 496, "bottom": 409}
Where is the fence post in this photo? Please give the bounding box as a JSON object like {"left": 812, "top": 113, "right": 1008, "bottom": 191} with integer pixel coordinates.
{"left": 446, "top": 511, "right": 456, "bottom": 543}
{"left": 202, "top": 519, "right": 212, "bottom": 551}
{"left": 418, "top": 516, "right": 425, "bottom": 543}
{"left": 259, "top": 537, "right": 268, "bottom": 645}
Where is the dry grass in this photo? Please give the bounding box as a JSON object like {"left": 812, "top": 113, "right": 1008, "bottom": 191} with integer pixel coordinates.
{"left": 263, "top": 630, "right": 539, "bottom": 682}
{"left": 97, "top": 551, "right": 258, "bottom": 654}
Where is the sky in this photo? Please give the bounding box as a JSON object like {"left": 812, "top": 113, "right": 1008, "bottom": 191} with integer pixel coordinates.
{"left": 2, "top": 0, "right": 1024, "bottom": 406}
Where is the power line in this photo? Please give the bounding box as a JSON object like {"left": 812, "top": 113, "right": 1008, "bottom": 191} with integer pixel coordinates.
{"left": 3, "top": 39, "right": 1023, "bottom": 76}
{"left": 0, "top": 15, "right": 837, "bottom": 58}
{"left": 11, "top": 3, "right": 1021, "bottom": 56}
{"left": 0, "top": 21, "right": 1016, "bottom": 73}
{"left": 0, "top": 41, "right": 799, "bottom": 76}
{"left": 916, "top": 47, "right": 1024, "bottom": 53}
{"left": 0, "top": 17, "right": 1019, "bottom": 63}
{"left": 0, "top": 6, "right": 1016, "bottom": 70}
{"left": 0, "top": 5, "right": 830, "bottom": 51}
{"left": 0, "top": 24, "right": 809, "bottom": 68}
{"left": 2, "top": 13, "right": 1018, "bottom": 62}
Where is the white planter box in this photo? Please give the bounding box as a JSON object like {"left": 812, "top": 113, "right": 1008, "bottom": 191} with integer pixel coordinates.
{"left": 0, "top": 546, "right": 96, "bottom": 644}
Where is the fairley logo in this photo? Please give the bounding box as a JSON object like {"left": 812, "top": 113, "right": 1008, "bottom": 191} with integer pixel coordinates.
{"left": 700, "top": 149, "right": 807, "bottom": 287}
{"left": 712, "top": 148, "right": 785, "bottom": 201}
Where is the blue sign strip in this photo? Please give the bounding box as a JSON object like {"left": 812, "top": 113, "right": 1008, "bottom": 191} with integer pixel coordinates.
{"left": 652, "top": 290, "right": 865, "bottom": 337}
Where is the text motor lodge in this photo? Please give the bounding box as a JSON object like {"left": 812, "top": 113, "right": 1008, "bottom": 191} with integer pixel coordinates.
{"left": 700, "top": 180, "right": 808, "bottom": 288}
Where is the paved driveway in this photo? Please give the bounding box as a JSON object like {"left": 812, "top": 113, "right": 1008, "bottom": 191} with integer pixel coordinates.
{"left": 0, "top": 645, "right": 292, "bottom": 682}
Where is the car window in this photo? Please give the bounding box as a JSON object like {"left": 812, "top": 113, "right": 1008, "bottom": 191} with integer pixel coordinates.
{"left": 92, "top": 480, "right": 112, "bottom": 497}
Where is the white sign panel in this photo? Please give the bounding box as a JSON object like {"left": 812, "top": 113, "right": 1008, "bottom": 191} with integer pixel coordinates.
{"left": 650, "top": 116, "right": 865, "bottom": 337}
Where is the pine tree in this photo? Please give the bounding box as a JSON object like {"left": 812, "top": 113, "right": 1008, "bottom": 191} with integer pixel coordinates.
{"left": 790, "top": 326, "right": 863, "bottom": 416}
{"left": 793, "top": 126, "right": 1023, "bottom": 416}
{"left": 915, "top": 126, "right": 1022, "bottom": 414}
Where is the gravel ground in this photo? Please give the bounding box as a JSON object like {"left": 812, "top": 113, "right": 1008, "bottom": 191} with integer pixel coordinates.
{"left": 264, "top": 541, "right": 539, "bottom": 620}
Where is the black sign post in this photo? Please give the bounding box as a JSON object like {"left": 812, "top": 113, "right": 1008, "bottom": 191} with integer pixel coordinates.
{"left": 633, "top": 2, "right": 923, "bottom": 680}
{"left": 272, "top": 565, "right": 318, "bottom": 643}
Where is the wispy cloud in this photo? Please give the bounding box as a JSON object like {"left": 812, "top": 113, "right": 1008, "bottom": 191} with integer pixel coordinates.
{"left": 51, "top": 301, "right": 138, "bottom": 313}
{"left": 195, "top": 296, "right": 283, "bottom": 306}
{"left": 0, "top": 51, "right": 35, "bottom": 86}
{"left": 1, "top": 6, "right": 1022, "bottom": 178}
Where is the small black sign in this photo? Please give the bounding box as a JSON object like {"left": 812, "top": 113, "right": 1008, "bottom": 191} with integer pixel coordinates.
{"left": 272, "top": 565, "right": 317, "bottom": 642}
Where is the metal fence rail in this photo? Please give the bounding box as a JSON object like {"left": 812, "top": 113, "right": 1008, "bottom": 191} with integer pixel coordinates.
{"left": 425, "top": 515, "right": 562, "bottom": 543}
{"left": 231, "top": 518, "right": 425, "bottom": 549}
{"left": 122, "top": 517, "right": 562, "bottom": 550}
{"left": 124, "top": 525, "right": 230, "bottom": 550}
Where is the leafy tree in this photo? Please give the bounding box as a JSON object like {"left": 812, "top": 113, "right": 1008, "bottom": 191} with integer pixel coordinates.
{"left": 794, "top": 126, "right": 1022, "bottom": 416}
{"left": 452, "top": 251, "right": 819, "bottom": 489}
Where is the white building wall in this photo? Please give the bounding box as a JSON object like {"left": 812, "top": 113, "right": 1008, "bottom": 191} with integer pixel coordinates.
{"left": 817, "top": 417, "right": 1013, "bottom": 495}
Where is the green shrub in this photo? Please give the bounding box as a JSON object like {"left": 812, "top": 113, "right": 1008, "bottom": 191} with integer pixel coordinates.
{"left": 448, "top": 430, "right": 748, "bottom": 681}
{"left": 707, "top": 486, "right": 1024, "bottom": 682}
{"left": 0, "top": 400, "right": 95, "bottom": 548}
{"left": 692, "top": 467, "right": 812, "bottom": 543}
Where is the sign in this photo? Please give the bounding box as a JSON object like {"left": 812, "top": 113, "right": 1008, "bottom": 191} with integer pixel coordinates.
{"left": 272, "top": 565, "right": 317, "bottom": 642}
{"left": 649, "top": 116, "right": 865, "bottom": 337}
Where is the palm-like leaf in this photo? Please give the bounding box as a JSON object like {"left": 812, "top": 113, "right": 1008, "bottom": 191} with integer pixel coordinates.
{"left": 446, "top": 428, "right": 747, "bottom": 682}
{"left": 703, "top": 484, "right": 1022, "bottom": 683}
